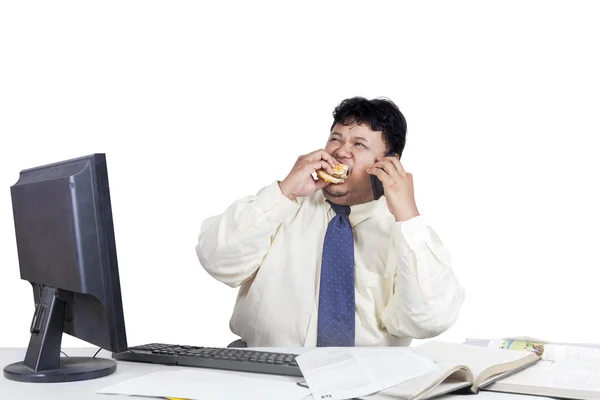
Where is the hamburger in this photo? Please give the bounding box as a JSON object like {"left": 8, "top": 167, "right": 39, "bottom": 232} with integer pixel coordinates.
{"left": 316, "top": 163, "right": 348, "bottom": 184}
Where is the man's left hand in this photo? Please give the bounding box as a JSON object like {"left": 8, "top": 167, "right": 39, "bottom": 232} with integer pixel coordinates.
{"left": 367, "top": 154, "right": 420, "bottom": 222}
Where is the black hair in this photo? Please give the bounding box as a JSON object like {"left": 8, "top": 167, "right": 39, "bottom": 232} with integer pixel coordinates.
{"left": 330, "top": 96, "right": 407, "bottom": 158}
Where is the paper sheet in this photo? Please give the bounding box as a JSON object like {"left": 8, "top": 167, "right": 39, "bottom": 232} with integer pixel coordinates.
{"left": 96, "top": 368, "right": 309, "bottom": 400}
{"left": 295, "top": 347, "right": 439, "bottom": 400}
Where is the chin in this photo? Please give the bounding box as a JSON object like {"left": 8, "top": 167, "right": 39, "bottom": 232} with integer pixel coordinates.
{"left": 324, "top": 184, "right": 350, "bottom": 198}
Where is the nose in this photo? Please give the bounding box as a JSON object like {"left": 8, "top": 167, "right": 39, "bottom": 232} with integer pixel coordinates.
{"left": 333, "top": 144, "right": 353, "bottom": 160}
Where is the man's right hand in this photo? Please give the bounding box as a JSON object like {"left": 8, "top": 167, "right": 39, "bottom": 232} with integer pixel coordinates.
{"left": 279, "top": 150, "right": 340, "bottom": 201}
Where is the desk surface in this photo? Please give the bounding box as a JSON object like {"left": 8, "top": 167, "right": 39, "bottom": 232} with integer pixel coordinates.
{"left": 0, "top": 347, "right": 551, "bottom": 400}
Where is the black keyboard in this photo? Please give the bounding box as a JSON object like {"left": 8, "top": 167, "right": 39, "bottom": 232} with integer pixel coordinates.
{"left": 112, "top": 343, "right": 303, "bottom": 377}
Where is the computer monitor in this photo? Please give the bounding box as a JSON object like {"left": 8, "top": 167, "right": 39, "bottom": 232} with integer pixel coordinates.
{"left": 3, "top": 153, "right": 128, "bottom": 383}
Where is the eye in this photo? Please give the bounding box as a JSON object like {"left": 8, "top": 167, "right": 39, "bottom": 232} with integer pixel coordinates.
{"left": 330, "top": 138, "right": 340, "bottom": 142}
{"left": 355, "top": 142, "right": 366, "bottom": 148}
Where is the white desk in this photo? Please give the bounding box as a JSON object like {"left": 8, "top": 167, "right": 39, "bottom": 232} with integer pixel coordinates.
{"left": 0, "top": 348, "right": 552, "bottom": 399}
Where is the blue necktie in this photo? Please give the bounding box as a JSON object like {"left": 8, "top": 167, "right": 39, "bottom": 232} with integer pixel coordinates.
{"left": 317, "top": 201, "right": 355, "bottom": 347}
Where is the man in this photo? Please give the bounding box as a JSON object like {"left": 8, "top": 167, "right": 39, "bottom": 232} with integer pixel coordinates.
{"left": 196, "top": 97, "right": 465, "bottom": 347}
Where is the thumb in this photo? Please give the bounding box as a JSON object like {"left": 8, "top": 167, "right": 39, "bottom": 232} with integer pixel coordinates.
{"left": 314, "top": 177, "right": 332, "bottom": 190}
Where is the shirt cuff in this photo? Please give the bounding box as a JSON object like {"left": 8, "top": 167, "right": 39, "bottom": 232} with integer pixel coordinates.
{"left": 392, "top": 214, "right": 432, "bottom": 253}
{"left": 254, "top": 181, "right": 300, "bottom": 224}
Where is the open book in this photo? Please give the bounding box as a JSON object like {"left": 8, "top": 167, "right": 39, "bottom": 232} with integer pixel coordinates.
{"left": 465, "top": 338, "right": 600, "bottom": 400}
{"left": 366, "top": 340, "right": 540, "bottom": 400}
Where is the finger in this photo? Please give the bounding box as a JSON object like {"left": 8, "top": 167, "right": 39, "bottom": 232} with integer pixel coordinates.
{"left": 389, "top": 156, "right": 406, "bottom": 176}
{"left": 367, "top": 166, "right": 392, "bottom": 185}
{"left": 299, "top": 150, "right": 321, "bottom": 164}
{"left": 305, "top": 149, "right": 329, "bottom": 161}
{"left": 318, "top": 150, "right": 340, "bottom": 169}
{"left": 372, "top": 159, "right": 396, "bottom": 176}
{"left": 309, "top": 160, "right": 333, "bottom": 175}
{"left": 306, "top": 149, "right": 338, "bottom": 169}
{"left": 314, "top": 176, "right": 332, "bottom": 190}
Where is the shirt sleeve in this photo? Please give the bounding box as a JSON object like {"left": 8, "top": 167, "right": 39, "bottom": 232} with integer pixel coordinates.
{"left": 380, "top": 215, "right": 465, "bottom": 339}
{"left": 195, "top": 181, "right": 300, "bottom": 288}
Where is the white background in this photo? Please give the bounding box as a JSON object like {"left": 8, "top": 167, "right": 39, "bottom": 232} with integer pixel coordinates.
{"left": 1, "top": 1, "right": 599, "bottom": 350}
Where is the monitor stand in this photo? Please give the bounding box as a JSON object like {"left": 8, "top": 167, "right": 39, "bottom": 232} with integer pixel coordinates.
{"left": 3, "top": 286, "right": 117, "bottom": 383}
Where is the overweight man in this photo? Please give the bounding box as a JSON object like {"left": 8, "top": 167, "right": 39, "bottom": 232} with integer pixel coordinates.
{"left": 196, "top": 97, "right": 465, "bottom": 347}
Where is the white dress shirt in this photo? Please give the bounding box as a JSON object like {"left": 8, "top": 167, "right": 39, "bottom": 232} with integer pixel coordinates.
{"left": 195, "top": 181, "right": 465, "bottom": 347}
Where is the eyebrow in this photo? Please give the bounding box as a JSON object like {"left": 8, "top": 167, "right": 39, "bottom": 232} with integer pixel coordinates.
{"left": 330, "top": 132, "right": 370, "bottom": 143}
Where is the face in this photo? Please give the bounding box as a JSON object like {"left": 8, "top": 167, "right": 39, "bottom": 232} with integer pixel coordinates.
{"left": 322, "top": 122, "right": 388, "bottom": 206}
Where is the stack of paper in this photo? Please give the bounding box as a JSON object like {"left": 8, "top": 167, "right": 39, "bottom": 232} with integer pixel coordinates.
{"left": 295, "top": 347, "right": 440, "bottom": 400}
{"left": 97, "top": 368, "right": 309, "bottom": 400}
{"left": 97, "top": 347, "right": 438, "bottom": 400}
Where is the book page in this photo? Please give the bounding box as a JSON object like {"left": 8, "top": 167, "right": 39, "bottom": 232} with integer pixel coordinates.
{"left": 485, "top": 359, "right": 600, "bottom": 399}
{"left": 552, "top": 361, "right": 600, "bottom": 391}
{"left": 466, "top": 338, "right": 600, "bottom": 362}
{"left": 370, "top": 362, "right": 472, "bottom": 400}
{"left": 410, "top": 341, "right": 536, "bottom": 381}
{"left": 545, "top": 344, "right": 600, "bottom": 363}
{"left": 507, "top": 360, "right": 600, "bottom": 390}
{"left": 295, "top": 347, "right": 439, "bottom": 400}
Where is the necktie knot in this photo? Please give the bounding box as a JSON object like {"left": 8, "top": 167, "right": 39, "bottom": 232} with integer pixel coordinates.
{"left": 328, "top": 201, "right": 351, "bottom": 217}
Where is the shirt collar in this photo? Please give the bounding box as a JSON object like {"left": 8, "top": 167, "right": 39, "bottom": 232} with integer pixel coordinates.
{"left": 317, "top": 190, "right": 387, "bottom": 226}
